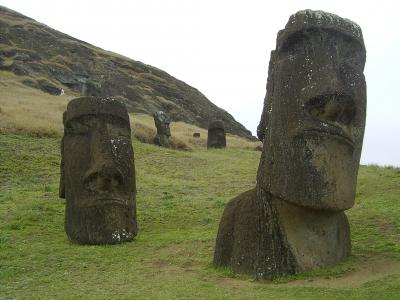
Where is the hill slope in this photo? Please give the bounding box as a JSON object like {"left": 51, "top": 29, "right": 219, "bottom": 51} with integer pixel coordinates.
{"left": 0, "top": 5, "right": 253, "bottom": 139}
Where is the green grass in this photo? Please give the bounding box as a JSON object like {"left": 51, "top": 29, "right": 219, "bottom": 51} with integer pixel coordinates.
{"left": 1, "top": 133, "right": 400, "bottom": 299}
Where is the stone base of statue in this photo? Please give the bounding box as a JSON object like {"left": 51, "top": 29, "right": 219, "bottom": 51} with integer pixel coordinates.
{"left": 154, "top": 134, "right": 170, "bottom": 147}
{"left": 213, "top": 189, "right": 351, "bottom": 279}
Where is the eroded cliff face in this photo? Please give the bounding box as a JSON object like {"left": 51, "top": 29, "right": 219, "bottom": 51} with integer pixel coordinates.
{"left": 0, "top": 5, "right": 254, "bottom": 139}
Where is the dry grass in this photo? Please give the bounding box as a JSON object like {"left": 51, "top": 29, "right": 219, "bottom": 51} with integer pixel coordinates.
{"left": 130, "top": 114, "right": 261, "bottom": 150}
{"left": 0, "top": 71, "right": 75, "bottom": 137}
{"left": 0, "top": 71, "right": 261, "bottom": 149}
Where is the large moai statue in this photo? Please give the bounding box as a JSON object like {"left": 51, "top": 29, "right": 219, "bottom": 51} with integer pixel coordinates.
{"left": 207, "top": 120, "right": 226, "bottom": 149}
{"left": 153, "top": 111, "right": 171, "bottom": 147}
{"left": 214, "top": 10, "right": 366, "bottom": 279}
{"left": 59, "top": 97, "right": 137, "bottom": 244}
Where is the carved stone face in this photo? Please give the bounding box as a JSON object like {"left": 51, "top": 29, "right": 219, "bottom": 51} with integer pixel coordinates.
{"left": 153, "top": 111, "right": 171, "bottom": 147}
{"left": 153, "top": 111, "right": 171, "bottom": 137}
{"left": 60, "top": 97, "right": 137, "bottom": 244}
{"left": 258, "top": 11, "right": 366, "bottom": 211}
{"left": 207, "top": 120, "right": 226, "bottom": 149}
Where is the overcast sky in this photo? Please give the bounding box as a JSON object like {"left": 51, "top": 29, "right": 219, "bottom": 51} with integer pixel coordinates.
{"left": 1, "top": 0, "right": 399, "bottom": 166}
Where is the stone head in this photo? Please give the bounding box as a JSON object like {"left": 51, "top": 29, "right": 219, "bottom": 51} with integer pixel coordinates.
{"left": 258, "top": 10, "right": 366, "bottom": 211}
{"left": 207, "top": 120, "right": 226, "bottom": 148}
{"left": 153, "top": 111, "right": 171, "bottom": 137}
{"left": 60, "top": 96, "right": 137, "bottom": 244}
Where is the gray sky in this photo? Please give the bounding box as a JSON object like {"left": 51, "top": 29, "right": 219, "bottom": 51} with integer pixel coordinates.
{"left": 1, "top": 0, "right": 399, "bottom": 166}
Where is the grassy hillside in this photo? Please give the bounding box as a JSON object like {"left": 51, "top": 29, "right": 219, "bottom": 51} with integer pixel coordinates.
{"left": 1, "top": 132, "right": 399, "bottom": 299}
{"left": 0, "top": 71, "right": 260, "bottom": 151}
{"left": 0, "top": 5, "right": 254, "bottom": 139}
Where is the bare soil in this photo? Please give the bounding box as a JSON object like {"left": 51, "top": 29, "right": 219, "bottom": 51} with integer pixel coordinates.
{"left": 280, "top": 255, "right": 400, "bottom": 288}
{"left": 208, "top": 254, "right": 400, "bottom": 289}
{"left": 150, "top": 239, "right": 400, "bottom": 289}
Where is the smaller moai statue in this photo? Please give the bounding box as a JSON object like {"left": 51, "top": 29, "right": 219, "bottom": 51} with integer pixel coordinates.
{"left": 60, "top": 96, "right": 137, "bottom": 245}
{"left": 153, "top": 111, "right": 171, "bottom": 147}
{"left": 207, "top": 120, "right": 226, "bottom": 149}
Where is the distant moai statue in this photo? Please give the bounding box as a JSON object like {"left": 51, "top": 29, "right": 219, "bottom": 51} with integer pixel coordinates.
{"left": 59, "top": 97, "right": 137, "bottom": 244}
{"left": 214, "top": 10, "right": 366, "bottom": 279}
{"left": 207, "top": 120, "right": 226, "bottom": 149}
{"left": 153, "top": 111, "right": 171, "bottom": 147}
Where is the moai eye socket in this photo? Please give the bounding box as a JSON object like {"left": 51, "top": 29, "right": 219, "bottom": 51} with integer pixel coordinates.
{"left": 306, "top": 94, "right": 356, "bottom": 126}
{"left": 65, "top": 120, "right": 90, "bottom": 135}
{"left": 281, "top": 32, "right": 310, "bottom": 55}
{"left": 107, "top": 123, "right": 131, "bottom": 139}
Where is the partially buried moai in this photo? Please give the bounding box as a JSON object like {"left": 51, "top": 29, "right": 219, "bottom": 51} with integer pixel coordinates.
{"left": 59, "top": 97, "right": 137, "bottom": 244}
{"left": 207, "top": 120, "right": 226, "bottom": 149}
{"left": 153, "top": 111, "right": 171, "bottom": 147}
{"left": 214, "top": 10, "right": 366, "bottom": 279}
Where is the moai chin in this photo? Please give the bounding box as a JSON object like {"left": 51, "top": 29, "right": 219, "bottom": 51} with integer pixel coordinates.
{"left": 214, "top": 10, "right": 366, "bottom": 279}
{"left": 59, "top": 97, "right": 137, "bottom": 244}
{"left": 153, "top": 111, "right": 171, "bottom": 147}
{"left": 207, "top": 120, "right": 226, "bottom": 149}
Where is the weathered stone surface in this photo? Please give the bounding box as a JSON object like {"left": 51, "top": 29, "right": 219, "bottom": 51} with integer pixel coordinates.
{"left": 258, "top": 9, "right": 366, "bottom": 211}
{"left": 59, "top": 96, "right": 137, "bottom": 244}
{"left": 214, "top": 188, "right": 351, "bottom": 276}
{"left": 207, "top": 120, "right": 226, "bottom": 149}
{"left": 214, "top": 189, "right": 262, "bottom": 275}
{"left": 153, "top": 111, "right": 171, "bottom": 147}
{"left": 193, "top": 132, "right": 200, "bottom": 138}
{"left": 214, "top": 10, "right": 366, "bottom": 279}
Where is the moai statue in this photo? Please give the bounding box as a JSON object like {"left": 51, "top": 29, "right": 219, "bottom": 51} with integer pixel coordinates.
{"left": 59, "top": 97, "right": 137, "bottom": 244}
{"left": 214, "top": 10, "right": 366, "bottom": 279}
{"left": 207, "top": 120, "right": 226, "bottom": 149}
{"left": 153, "top": 111, "right": 171, "bottom": 147}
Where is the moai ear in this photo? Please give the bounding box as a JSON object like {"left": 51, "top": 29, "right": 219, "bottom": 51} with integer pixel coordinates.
{"left": 59, "top": 136, "right": 65, "bottom": 199}
{"left": 59, "top": 112, "right": 66, "bottom": 199}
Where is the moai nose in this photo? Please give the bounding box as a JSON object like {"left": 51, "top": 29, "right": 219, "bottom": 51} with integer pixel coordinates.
{"left": 83, "top": 128, "right": 124, "bottom": 193}
{"left": 84, "top": 163, "right": 124, "bottom": 193}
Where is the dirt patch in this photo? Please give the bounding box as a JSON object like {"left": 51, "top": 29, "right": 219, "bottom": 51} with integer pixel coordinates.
{"left": 145, "top": 241, "right": 400, "bottom": 290}
{"left": 377, "top": 221, "right": 400, "bottom": 241}
{"left": 209, "top": 276, "right": 256, "bottom": 289}
{"left": 280, "top": 255, "right": 400, "bottom": 288}
{"left": 205, "top": 255, "right": 400, "bottom": 289}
